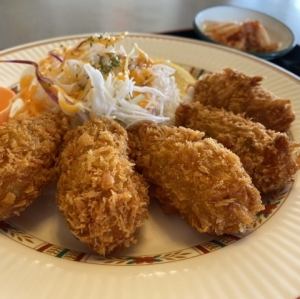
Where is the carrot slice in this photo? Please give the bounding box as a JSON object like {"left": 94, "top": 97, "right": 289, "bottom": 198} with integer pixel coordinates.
{"left": 0, "top": 86, "right": 15, "bottom": 123}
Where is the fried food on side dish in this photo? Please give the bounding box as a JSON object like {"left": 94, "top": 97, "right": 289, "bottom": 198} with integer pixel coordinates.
{"left": 193, "top": 68, "right": 295, "bottom": 132}
{"left": 0, "top": 111, "right": 69, "bottom": 220}
{"left": 176, "top": 102, "right": 299, "bottom": 194}
{"left": 128, "top": 122, "right": 263, "bottom": 235}
{"left": 57, "top": 117, "right": 149, "bottom": 255}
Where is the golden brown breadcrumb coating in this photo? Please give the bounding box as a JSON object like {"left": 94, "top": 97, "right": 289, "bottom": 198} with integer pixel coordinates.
{"left": 128, "top": 122, "right": 263, "bottom": 235}
{"left": 57, "top": 117, "right": 149, "bottom": 255}
{"left": 176, "top": 102, "right": 299, "bottom": 194}
{"left": 193, "top": 68, "right": 295, "bottom": 132}
{"left": 0, "top": 111, "right": 69, "bottom": 220}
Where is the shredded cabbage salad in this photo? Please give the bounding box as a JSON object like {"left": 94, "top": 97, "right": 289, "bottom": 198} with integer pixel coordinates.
{"left": 2, "top": 34, "right": 195, "bottom": 125}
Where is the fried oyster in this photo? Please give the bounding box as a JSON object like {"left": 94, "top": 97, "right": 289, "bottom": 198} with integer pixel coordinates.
{"left": 57, "top": 117, "right": 149, "bottom": 255}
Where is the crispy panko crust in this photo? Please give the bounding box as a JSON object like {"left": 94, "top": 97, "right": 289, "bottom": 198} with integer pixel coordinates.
{"left": 193, "top": 68, "right": 295, "bottom": 132}
{"left": 176, "top": 102, "right": 299, "bottom": 194}
{"left": 128, "top": 122, "right": 263, "bottom": 235}
{"left": 0, "top": 111, "right": 69, "bottom": 220}
{"left": 57, "top": 117, "right": 149, "bottom": 255}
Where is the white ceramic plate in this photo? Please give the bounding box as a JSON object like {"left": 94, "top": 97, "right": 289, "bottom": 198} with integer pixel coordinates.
{"left": 0, "top": 33, "right": 300, "bottom": 299}
{"left": 194, "top": 5, "right": 295, "bottom": 60}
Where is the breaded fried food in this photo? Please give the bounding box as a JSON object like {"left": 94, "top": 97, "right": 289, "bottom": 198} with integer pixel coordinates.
{"left": 0, "top": 111, "right": 69, "bottom": 220}
{"left": 176, "top": 102, "right": 299, "bottom": 194}
{"left": 193, "top": 68, "right": 295, "bottom": 132}
{"left": 128, "top": 122, "right": 263, "bottom": 235}
{"left": 57, "top": 117, "right": 149, "bottom": 255}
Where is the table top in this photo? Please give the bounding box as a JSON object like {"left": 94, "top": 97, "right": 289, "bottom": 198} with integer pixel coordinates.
{"left": 0, "top": 0, "right": 299, "bottom": 50}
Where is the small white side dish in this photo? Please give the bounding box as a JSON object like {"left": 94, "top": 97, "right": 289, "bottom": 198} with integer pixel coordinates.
{"left": 194, "top": 5, "right": 295, "bottom": 59}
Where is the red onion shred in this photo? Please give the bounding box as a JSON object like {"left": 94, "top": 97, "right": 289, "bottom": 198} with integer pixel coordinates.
{"left": 49, "top": 51, "right": 63, "bottom": 63}
{"left": 0, "top": 59, "right": 58, "bottom": 103}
